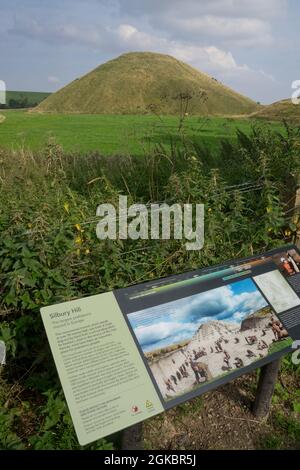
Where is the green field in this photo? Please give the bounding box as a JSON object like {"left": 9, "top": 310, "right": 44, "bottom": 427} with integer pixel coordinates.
{"left": 0, "top": 109, "right": 285, "bottom": 155}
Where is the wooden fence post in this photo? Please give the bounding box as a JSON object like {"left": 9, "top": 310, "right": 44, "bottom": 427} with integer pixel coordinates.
{"left": 121, "top": 423, "right": 143, "bottom": 450}
{"left": 253, "top": 358, "right": 281, "bottom": 418}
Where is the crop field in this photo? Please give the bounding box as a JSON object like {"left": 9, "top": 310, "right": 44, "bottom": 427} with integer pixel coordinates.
{"left": 0, "top": 109, "right": 285, "bottom": 155}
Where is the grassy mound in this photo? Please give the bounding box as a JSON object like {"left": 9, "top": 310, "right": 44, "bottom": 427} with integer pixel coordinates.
{"left": 251, "top": 99, "right": 300, "bottom": 124}
{"left": 34, "top": 52, "right": 260, "bottom": 115}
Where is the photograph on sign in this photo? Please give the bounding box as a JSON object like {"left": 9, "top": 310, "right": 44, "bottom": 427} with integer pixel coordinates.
{"left": 127, "top": 278, "right": 290, "bottom": 401}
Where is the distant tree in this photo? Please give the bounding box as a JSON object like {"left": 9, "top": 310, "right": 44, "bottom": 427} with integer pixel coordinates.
{"left": 20, "top": 96, "right": 29, "bottom": 108}
{"left": 8, "top": 96, "right": 30, "bottom": 108}
{"left": 9, "top": 98, "right": 17, "bottom": 108}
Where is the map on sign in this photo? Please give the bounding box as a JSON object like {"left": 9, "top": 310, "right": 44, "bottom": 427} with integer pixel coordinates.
{"left": 41, "top": 244, "right": 300, "bottom": 445}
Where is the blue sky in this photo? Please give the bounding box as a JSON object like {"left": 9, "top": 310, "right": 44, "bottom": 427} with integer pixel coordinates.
{"left": 128, "top": 278, "right": 268, "bottom": 352}
{"left": 0, "top": 0, "right": 299, "bottom": 103}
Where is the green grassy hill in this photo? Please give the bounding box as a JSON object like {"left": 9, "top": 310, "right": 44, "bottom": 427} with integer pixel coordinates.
{"left": 5, "top": 90, "right": 51, "bottom": 108}
{"left": 34, "top": 52, "right": 260, "bottom": 115}
{"left": 251, "top": 99, "right": 300, "bottom": 123}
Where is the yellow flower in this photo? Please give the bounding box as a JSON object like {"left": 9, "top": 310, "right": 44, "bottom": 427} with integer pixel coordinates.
{"left": 292, "top": 215, "right": 299, "bottom": 224}
{"left": 284, "top": 230, "right": 291, "bottom": 236}
{"left": 75, "top": 223, "right": 84, "bottom": 233}
{"left": 208, "top": 208, "right": 212, "bottom": 213}
{"left": 266, "top": 207, "right": 272, "bottom": 213}
{"left": 28, "top": 223, "right": 32, "bottom": 228}
{"left": 63, "top": 202, "right": 69, "bottom": 213}
{"left": 85, "top": 248, "right": 90, "bottom": 255}
{"left": 75, "top": 236, "right": 82, "bottom": 245}
{"left": 76, "top": 248, "right": 80, "bottom": 256}
{"left": 267, "top": 228, "right": 273, "bottom": 233}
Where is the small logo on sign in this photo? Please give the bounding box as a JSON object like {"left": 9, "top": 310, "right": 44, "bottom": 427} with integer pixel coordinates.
{"left": 145, "top": 400, "right": 153, "bottom": 409}
{"left": 131, "top": 405, "right": 139, "bottom": 413}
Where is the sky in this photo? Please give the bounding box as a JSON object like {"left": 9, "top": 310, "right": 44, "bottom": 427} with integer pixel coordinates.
{"left": 128, "top": 279, "right": 268, "bottom": 352}
{"left": 0, "top": 0, "right": 299, "bottom": 104}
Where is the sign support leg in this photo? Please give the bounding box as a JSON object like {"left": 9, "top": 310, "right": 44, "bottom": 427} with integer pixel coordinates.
{"left": 121, "top": 423, "right": 143, "bottom": 450}
{"left": 253, "top": 358, "right": 281, "bottom": 418}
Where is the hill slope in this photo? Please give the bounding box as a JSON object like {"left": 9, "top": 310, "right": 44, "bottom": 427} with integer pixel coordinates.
{"left": 34, "top": 52, "right": 260, "bottom": 115}
{"left": 251, "top": 99, "right": 300, "bottom": 123}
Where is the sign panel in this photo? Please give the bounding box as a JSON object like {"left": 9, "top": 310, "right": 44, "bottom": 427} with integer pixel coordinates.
{"left": 41, "top": 245, "right": 300, "bottom": 445}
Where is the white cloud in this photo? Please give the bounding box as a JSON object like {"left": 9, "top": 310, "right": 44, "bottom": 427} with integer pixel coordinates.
{"left": 172, "top": 285, "right": 234, "bottom": 322}
{"left": 10, "top": 19, "right": 103, "bottom": 47}
{"left": 48, "top": 75, "right": 60, "bottom": 83}
{"left": 170, "top": 284, "right": 267, "bottom": 324}
{"left": 117, "top": 0, "right": 287, "bottom": 48}
{"left": 119, "top": 0, "right": 286, "bottom": 19}
{"left": 115, "top": 24, "right": 250, "bottom": 74}
{"left": 57, "top": 24, "right": 102, "bottom": 46}
{"left": 179, "top": 45, "right": 248, "bottom": 72}
{"left": 134, "top": 321, "right": 196, "bottom": 346}
{"left": 118, "top": 24, "right": 137, "bottom": 40}
{"left": 167, "top": 16, "right": 273, "bottom": 47}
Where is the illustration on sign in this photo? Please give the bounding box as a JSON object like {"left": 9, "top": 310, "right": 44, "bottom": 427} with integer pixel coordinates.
{"left": 127, "top": 277, "right": 291, "bottom": 401}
